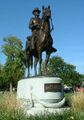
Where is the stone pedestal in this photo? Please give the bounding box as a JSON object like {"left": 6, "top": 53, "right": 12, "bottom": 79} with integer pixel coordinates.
{"left": 17, "top": 76, "right": 65, "bottom": 115}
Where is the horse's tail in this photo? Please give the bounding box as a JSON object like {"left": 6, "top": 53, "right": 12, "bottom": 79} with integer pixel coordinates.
{"left": 26, "top": 51, "right": 33, "bottom": 70}
{"left": 25, "top": 36, "right": 33, "bottom": 70}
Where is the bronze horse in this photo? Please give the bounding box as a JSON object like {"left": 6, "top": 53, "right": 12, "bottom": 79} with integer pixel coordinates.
{"left": 25, "top": 6, "right": 57, "bottom": 77}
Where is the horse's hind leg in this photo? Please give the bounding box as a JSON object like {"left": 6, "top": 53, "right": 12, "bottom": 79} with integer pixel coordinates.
{"left": 27, "top": 67, "right": 30, "bottom": 78}
{"left": 38, "top": 52, "right": 42, "bottom": 76}
{"left": 44, "top": 52, "right": 50, "bottom": 76}
{"left": 34, "top": 57, "right": 38, "bottom": 76}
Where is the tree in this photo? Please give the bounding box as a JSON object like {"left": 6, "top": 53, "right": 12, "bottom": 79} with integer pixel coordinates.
{"left": 0, "top": 63, "right": 4, "bottom": 90}
{"left": 42, "top": 56, "right": 82, "bottom": 86}
{"left": 2, "top": 36, "right": 25, "bottom": 92}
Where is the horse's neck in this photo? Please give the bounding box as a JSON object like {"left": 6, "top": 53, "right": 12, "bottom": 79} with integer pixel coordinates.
{"left": 42, "top": 18, "right": 50, "bottom": 33}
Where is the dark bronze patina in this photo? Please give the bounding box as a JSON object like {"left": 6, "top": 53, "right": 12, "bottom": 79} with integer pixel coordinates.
{"left": 25, "top": 6, "right": 57, "bottom": 77}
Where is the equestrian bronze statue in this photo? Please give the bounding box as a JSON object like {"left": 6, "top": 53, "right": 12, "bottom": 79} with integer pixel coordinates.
{"left": 25, "top": 6, "right": 57, "bottom": 77}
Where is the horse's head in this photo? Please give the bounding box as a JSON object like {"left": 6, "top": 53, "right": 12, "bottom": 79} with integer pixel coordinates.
{"left": 42, "top": 6, "right": 51, "bottom": 20}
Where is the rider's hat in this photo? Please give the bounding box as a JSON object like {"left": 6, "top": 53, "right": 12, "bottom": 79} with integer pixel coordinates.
{"left": 32, "top": 8, "right": 41, "bottom": 14}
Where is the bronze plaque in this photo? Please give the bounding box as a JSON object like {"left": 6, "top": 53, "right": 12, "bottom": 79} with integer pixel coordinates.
{"left": 44, "top": 83, "right": 62, "bottom": 92}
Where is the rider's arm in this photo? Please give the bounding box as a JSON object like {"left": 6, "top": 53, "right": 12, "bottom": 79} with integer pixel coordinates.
{"left": 29, "top": 18, "right": 33, "bottom": 29}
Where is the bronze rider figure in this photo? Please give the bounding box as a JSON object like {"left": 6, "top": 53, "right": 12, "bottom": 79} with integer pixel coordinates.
{"left": 29, "top": 8, "right": 41, "bottom": 51}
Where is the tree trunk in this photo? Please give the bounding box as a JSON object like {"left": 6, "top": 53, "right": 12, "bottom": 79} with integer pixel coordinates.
{"left": 10, "top": 82, "right": 13, "bottom": 93}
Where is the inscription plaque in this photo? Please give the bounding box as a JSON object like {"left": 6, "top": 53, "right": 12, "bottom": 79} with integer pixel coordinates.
{"left": 44, "top": 83, "right": 62, "bottom": 92}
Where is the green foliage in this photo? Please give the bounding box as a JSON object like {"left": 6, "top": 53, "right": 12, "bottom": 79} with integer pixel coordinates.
{"left": 2, "top": 36, "right": 23, "bottom": 58}
{"left": 42, "top": 56, "right": 83, "bottom": 86}
{"left": 0, "top": 64, "right": 5, "bottom": 90}
{"left": 1, "top": 36, "right": 25, "bottom": 90}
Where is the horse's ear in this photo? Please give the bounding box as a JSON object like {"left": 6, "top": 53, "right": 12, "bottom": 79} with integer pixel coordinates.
{"left": 42, "top": 6, "right": 44, "bottom": 9}
{"left": 48, "top": 5, "right": 50, "bottom": 9}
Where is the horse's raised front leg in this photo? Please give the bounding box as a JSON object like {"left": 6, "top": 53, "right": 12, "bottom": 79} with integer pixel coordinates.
{"left": 44, "top": 52, "right": 50, "bottom": 76}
